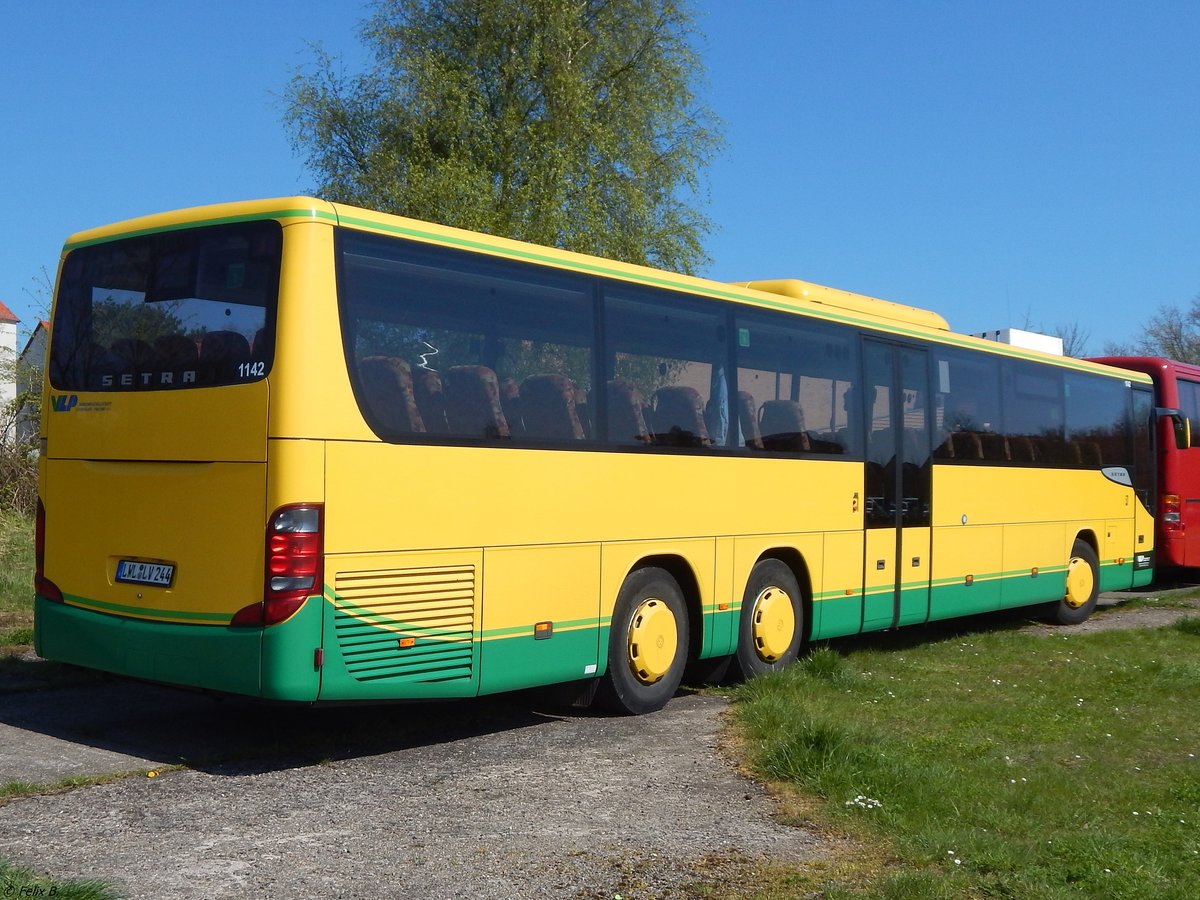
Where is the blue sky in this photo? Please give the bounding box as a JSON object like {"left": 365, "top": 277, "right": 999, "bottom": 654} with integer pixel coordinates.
{"left": 3, "top": 1, "right": 1198, "bottom": 355}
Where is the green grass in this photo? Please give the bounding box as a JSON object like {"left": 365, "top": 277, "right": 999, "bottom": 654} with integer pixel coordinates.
{"left": 733, "top": 617, "right": 1200, "bottom": 899}
{"left": 0, "top": 511, "right": 33, "bottom": 654}
{"left": 0, "top": 858, "right": 121, "bottom": 899}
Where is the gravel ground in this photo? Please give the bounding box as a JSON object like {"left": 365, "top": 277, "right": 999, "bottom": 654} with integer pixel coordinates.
{"left": 0, "top": 684, "right": 822, "bottom": 899}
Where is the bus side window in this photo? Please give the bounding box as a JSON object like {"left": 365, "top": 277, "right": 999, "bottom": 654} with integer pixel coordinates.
{"left": 603, "top": 286, "right": 726, "bottom": 450}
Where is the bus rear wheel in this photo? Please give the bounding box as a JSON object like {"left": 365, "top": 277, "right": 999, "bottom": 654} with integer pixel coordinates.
{"left": 1052, "top": 539, "right": 1100, "bottom": 625}
{"left": 732, "top": 559, "right": 804, "bottom": 680}
{"left": 597, "top": 567, "right": 689, "bottom": 715}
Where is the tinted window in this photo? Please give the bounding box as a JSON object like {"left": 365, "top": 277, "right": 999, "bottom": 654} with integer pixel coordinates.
{"left": 1065, "top": 371, "right": 1131, "bottom": 467}
{"left": 1178, "top": 380, "right": 1200, "bottom": 426}
{"left": 733, "top": 310, "right": 857, "bottom": 454}
{"left": 338, "top": 231, "right": 594, "bottom": 442}
{"left": 932, "top": 348, "right": 1004, "bottom": 462}
{"left": 1132, "top": 387, "right": 1155, "bottom": 510}
{"left": 50, "top": 222, "right": 281, "bottom": 391}
{"left": 1002, "top": 360, "right": 1066, "bottom": 464}
{"left": 603, "top": 286, "right": 727, "bottom": 448}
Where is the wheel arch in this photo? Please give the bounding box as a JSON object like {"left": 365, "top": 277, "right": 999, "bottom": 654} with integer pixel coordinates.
{"left": 753, "top": 547, "right": 814, "bottom": 642}
{"left": 1074, "top": 529, "right": 1100, "bottom": 558}
{"left": 634, "top": 554, "right": 703, "bottom": 664}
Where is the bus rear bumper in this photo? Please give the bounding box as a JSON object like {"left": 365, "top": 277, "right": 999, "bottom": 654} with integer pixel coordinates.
{"left": 33, "top": 595, "right": 322, "bottom": 701}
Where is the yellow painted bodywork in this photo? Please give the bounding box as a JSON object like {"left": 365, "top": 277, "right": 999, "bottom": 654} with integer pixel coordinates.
{"left": 38, "top": 196, "right": 1155, "bottom": 702}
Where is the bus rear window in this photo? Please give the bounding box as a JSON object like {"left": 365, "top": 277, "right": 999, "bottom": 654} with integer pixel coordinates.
{"left": 50, "top": 221, "right": 282, "bottom": 391}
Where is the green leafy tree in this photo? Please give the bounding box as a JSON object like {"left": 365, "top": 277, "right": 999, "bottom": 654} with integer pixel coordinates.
{"left": 283, "top": 0, "right": 723, "bottom": 275}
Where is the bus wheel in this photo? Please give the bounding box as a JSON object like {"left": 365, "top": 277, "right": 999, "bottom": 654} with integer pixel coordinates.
{"left": 733, "top": 559, "right": 804, "bottom": 680}
{"left": 1053, "top": 539, "right": 1100, "bottom": 625}
{"left": 598, "top": 567, "right": 689, "bottom": 715}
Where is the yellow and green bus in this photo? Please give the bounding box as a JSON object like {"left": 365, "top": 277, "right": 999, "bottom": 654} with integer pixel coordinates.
{"left": 35, "top": 197, "right": 1156, "bottom": 714}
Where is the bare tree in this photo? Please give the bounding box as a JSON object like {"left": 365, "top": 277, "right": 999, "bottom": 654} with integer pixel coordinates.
{"left": 1018, "top": 308, "right": 1091, "bottom": 357}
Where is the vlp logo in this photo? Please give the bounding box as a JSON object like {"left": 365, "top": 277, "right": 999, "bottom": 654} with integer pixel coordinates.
{"left": 51, "top": 394, "right": 79, "bottom": 412}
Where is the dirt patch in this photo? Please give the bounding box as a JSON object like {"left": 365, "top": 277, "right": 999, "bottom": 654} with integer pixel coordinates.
{"left": 1024, "top": 594, "right": 1200, "bottom": 636}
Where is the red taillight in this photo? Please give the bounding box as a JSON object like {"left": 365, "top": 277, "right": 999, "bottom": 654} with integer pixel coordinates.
{"left": 231, "top": 504, "right": 323, "bottom": 627}
{"left": 34, "top": 498, "right": 63, "bottom": 603}
{"left": 1163, "top": 493, "right": 1182, "bottom": 533}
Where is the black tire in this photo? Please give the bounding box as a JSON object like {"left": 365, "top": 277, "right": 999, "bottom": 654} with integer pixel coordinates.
{"left": 1052, "top": 539, "right": 1100, "bottom": 625}
{"left": 597, "top": 567, "right": 689, "bottom": 715}
{"left": 731, "top": 559, "right": 804, "bottom": 681}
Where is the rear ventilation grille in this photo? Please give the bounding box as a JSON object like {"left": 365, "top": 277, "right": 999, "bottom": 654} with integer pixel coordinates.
{"left": 333, "top": 565, "right": 475, "bottom": 683}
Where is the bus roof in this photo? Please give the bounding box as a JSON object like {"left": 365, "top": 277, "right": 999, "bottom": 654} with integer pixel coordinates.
{"left": 733, "top": 278, "right": 951, "bottom": 332}
{"left": 1089, "top": 356, "right": 1200, "bottom": 381}
{"left": 60, "top": 196, "right": 1149, "bottom": 385}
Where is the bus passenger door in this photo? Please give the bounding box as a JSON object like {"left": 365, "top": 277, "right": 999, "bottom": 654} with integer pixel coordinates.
{"left": 862, "top": 341, "right": 933, "bottom": 631}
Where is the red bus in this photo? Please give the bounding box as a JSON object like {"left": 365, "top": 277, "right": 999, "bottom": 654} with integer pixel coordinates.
{"left": 1090, "top": 356, "right": 1197, "bottom": 569}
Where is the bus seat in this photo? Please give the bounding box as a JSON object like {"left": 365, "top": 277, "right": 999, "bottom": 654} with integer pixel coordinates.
{"left": 1008, "top": 435, "right": 1038, "bottom": 463}
{"left": 413, "top": 369, "right": 448, "bottom": 433}
{"left": 444, "top": 365, "right": 510, "bottom": 438}
{"left": 574, "top": 386, "right": 592, "bottom": 438}
{"left": 606, "top": 380, "right": 652, "bottom": 444}
{"left": 358, "top": 356, "right": 425, "bottom": 433}
{"left": 520, "top": 374, "right": 586, "bottom": 440}
{"left": 153, "top": 334, "right": 199, "bottom": 368}
{"left": 200, "top": 330, "right": 251, "bottom": 362}
{"left": 498, "top": 376, "right": 524, "bottom": 436}
{"left": 653, "top": 386, "right": 711, "bottom": 448}
{"left": 252, "top": 328, "right": 273, "bottom": 359}
{"left": 737, "top": 392, "right": 764, "bottom": 449}
{"left": 948, "top": 431, "right": 984, "bottom": 460}
{"left": 1073, "top": 440, "right": 1103, "bottom": 467}
{"left": 978, "top": 432, "right": 1010, "bottom": 462}
{"left": 197, "top": 331, "right": 251, "bottom": 384}
{"left": 760, "top": 400, "right": 810, "bottom": 452}
{"left": 109, "top": 338, "right": 155, "bottom": 371}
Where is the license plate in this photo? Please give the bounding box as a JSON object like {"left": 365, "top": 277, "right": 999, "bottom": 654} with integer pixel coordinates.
{"left": 116, "top": 560, "right": 175, "bottom": 588}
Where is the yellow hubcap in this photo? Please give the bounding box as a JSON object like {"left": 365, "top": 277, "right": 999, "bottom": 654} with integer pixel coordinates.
{"left": 752, "top": 586, "right": 796, "bottom": 662}
{"left": 1064, "top": 555, "right": 1094, "bottom": 609}
{"left": 628, "top": 598, "right": 678, "bottom": 684}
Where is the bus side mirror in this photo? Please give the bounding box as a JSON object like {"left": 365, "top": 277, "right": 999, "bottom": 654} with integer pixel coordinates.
{"left": 1156, "top": 407, "right": 1192, "bottom": 450}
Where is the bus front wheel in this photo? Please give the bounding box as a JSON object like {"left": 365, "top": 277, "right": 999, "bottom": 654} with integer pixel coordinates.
{"left": 598, "top": 567, "right": 689, "bottom": 715}
{"left": 732, "top": 559, "right": 804, "bottom": 680}
{"left": 1052, "top": 539, "right": 1100, "bottom": 625}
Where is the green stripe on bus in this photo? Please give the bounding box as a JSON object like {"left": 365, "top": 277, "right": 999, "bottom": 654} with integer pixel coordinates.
{"left": 63, "top": 207, "right": 339, "bottom": 251}
{"left": 63, "top": 593, "right": 232, "bottom": 623}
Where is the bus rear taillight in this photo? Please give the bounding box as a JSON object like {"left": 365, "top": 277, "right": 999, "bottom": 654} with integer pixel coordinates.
{"left": 1163, "top": 493, "right": 1183, "bottom": 533}
{"left": 231, "top": 504, "right": 323, "bottom": 627}
{"left": 34, "top": 499, "right": 63, "bottom": 603}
